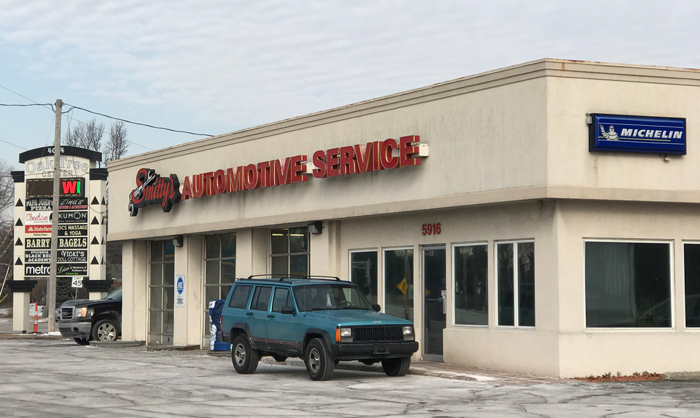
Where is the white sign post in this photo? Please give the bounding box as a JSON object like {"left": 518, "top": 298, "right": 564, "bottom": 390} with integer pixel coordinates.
{"left": 71, "top": 277, "right": 84, "bottom": 288}
{"left": 175, "top": 275, "right": 185, "bottom": 308}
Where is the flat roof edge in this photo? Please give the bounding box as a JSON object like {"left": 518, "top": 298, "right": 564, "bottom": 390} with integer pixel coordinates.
{"left": 108, "top": 58, "right": 700, "bottom": 170}
{"left": 107, "top": 185, "right": 700, "bottom": 242}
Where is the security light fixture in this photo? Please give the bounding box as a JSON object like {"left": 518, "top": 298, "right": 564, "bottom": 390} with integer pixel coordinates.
{"left": 173, "top": 236, "right": 184, "bottom": 247}
{"left": 307, "top": 221, "right": 323, "bottom": 235}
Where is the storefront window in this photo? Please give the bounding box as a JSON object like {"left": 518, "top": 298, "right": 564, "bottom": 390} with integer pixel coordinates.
{"left": 149, "top": 240, "right": 175, "bottom": 345}
{"left": 685, "top": 244, "right": 700, "bottom": 328}
{"left": 204, "top": 234, "right": 236, "bottom": 340}
{"left": 497, "top": 241, "right": 535, "bottom": 327}
{"left": 384, "top": 248, "right": 413, "bottom": 321}
{"left": 585, "top": 241, "right": 671, "bottom": 328}
{"left": 350, "top": 251, "right": 377, "bottom": 305}
{"left": 454, "top": 244, "right": 488, "bottom": 326}
{"left": 270, "top": 228, "right": 308, "bottom": 276}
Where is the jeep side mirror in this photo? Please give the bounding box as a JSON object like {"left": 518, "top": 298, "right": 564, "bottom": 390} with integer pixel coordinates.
{"left": 372, "top": 304, "right": 381, "bottom": 312}
{"left": 281, "top": 306, "right": 295, "bottom": 315}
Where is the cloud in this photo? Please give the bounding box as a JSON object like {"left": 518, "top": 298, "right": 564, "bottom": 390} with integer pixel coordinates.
{"left": 1, "top": 0, "right": 699, "bottom": 145}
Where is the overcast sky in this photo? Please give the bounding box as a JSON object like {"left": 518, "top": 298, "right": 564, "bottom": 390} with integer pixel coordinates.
{"left": 0, "top": 0, "right": 698, "bottom": 167}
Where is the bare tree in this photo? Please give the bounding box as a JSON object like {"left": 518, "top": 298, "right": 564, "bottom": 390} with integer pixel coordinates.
{"left": 104, "top": 120, "right": 129, "bottom": 162}
{"left": 0, "top": 160, "right": 14, "bottom": 303}
{"left": 62, "top": 118, "right": 105, "bottom": 152}
{"left": 0, "top": 161, "right": 14, "bottom": 215}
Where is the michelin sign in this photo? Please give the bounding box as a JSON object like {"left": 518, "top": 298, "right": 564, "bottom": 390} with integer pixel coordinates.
{"left": 589, "top": 114, "right": 686, "bottom": 155}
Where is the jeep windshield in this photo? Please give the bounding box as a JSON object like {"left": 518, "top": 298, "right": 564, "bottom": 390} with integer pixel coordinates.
{"left": 293, "top": 284, "right": 373, "bottom": 312}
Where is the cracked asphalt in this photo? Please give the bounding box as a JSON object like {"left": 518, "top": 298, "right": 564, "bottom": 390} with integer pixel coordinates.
{"left": 1, "top": 339, "right": 699, "bottom": 417}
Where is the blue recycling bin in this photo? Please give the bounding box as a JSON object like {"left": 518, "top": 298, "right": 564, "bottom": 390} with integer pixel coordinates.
{"left": 208, "top": 299, "right": 231, "bottom": 351}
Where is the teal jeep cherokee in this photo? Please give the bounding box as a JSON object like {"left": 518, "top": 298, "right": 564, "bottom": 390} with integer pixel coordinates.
{"left": 220, "top": 275, "right": 419, "bottom": 381}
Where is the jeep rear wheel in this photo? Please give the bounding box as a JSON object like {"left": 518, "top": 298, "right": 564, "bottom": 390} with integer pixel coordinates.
{"left": 304, "top": 338, "right": 334, "bottom": 381}
{"left": 381, "top": 357, "right": 411, "bottom": 376}
{"left": 231, "top": 335, "right": 259, "bottom": 374}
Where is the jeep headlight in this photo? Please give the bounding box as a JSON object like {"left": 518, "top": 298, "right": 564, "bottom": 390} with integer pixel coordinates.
{"left": 403, "top": 325, "right": 414, "bottom": 341}
{"left": 336, "top": 327, "right": 353, "bottom": 343}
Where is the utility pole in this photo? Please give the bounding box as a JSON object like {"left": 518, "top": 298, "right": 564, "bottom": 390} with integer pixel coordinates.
{"left": 47, "top": 99, "right": 62, "bottom": 332}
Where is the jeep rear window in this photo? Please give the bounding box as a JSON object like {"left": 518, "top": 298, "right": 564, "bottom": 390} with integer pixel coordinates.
{"left": 228, "top": 285, "right": 252, "bottom": 309}
{"left": 293, "top": 284, "right": 373, "bottom": 312}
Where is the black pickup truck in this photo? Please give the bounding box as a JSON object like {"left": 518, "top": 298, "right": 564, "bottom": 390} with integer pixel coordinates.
{"left": 57, "top": 288, "right": 122, "bottom": 345}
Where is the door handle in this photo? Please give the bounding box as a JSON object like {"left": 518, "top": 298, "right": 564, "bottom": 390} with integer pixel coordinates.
{"left": 246, "top": 312, "right": 254, "bottom": 316}
{"left": 267, "top": 315, "right": 275, "bottom": 319}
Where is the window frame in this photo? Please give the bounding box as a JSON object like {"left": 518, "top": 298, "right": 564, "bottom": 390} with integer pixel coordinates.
{"left": 269, "top": 227, "right": 310, "bottom": 276}
{"left": 382, "top": 246, "right": 414, "bottom": 321}
{"left": 495, "top": 239, "right": 535, "bottom": 329}
{"left": 583, "top": 239, "right": 675, "bottom": 332}
{"left": 683, "top": 241, "right": 700, "bottom": 331}
{"left": 148, "top": 240, "right": 175, "bottom": 345}
{"left": 452, "top": 241, "right": 489, "bottom": 328}
{"left": 202, "top": 233, "right": 236, "bottom": 341}
{"left": 349, "top": 249, "right": 379, "bottom": 305}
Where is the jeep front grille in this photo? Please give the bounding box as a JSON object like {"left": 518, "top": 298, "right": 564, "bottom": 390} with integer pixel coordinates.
{"left": 352, "top": 326, "right": 403, "bottom": 342}
{"left": 61, "top": 308, "right": 73, "bottom": 320}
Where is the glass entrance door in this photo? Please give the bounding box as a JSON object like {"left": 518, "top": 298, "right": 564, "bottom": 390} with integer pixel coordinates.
{"left": 422, "top": 246, "right": 446, "bottom": 360}
{"left": 149, "top": 241, "right": 174, "bottom": 345}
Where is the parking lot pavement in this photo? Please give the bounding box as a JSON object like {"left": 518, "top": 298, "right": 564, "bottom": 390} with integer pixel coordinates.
{"left": 0, "top": 319, "right": 48, "bottom": 335}
{"left": 1, "top": 340, "right": 699, "bottom": 418}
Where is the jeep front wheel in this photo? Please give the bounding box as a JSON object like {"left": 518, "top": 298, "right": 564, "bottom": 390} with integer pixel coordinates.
{"left": 304, "top": 338, "right": 334, "bottom": 381}
{"left": 231, "top": 335, "right": 259, "bottom": 374}
{"left": 381, "top": 357, "right": 411, "bottom": 376}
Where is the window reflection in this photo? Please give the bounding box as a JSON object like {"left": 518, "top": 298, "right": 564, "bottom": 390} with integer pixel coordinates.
{"left": 384, "top": 249, "right": 413, "bottom": 321}
{"left": 586, "top": 242, "right": 670, "bottom": 328}
{"left": 454, "top": 245, "right": 488, "bottom": 326}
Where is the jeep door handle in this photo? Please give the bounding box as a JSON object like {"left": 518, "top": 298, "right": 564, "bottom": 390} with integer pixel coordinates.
{"left": 267, "top": 315, "right": 275, "bottom": 319}
{"left": 246, "top": 312, "right": 254, "bottom": 316}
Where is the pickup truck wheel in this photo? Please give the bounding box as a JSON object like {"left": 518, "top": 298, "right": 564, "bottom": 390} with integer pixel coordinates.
{"left": 231, "top": 335, "right": 259, "bottom": 374}
{"left": 304, "top": 338, "right": 334, "bottom": 381}
{"left": 73, "top": 338, "right": 90, "bottom": 346}
{"left": 92, "top": 319, "right": 119, "bottom": 342}
{"left": 381, "top": 357, "right": 411, "bottom": 377}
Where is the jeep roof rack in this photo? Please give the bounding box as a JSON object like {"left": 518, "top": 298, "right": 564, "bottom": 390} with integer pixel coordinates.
{"left": 236, "top": 274, "right": 341, "bottom": 282}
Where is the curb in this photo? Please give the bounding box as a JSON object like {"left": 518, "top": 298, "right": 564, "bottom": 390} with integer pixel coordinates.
{"left": 663, "top": 372, "right": 700, "bottom": 381}
{"left": 147, "top": 344, "right": 200, "bottom": 352}
{"left": 91, "top": 340, "right": 145, "bottom": 348}
{"left": 0, "top": 333, "right": 64, "bottom": 340}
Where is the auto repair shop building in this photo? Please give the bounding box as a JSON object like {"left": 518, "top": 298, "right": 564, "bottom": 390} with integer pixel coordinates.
{"left": 107, "top": 59, "right": 700, "bottom": 378}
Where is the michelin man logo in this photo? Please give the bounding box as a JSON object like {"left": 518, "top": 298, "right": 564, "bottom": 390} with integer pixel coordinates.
{"left": 600, "top": 125, "right": 619, "bottom": 141}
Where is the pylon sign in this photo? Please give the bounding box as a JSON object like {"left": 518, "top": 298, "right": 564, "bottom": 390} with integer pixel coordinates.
{"left": 12, "top": 146, "right": 107, "bottom": 284}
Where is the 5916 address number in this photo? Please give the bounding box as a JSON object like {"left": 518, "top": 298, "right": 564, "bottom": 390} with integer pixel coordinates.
{"left": 421, "top": 223, "right": 441, "bottom": 235}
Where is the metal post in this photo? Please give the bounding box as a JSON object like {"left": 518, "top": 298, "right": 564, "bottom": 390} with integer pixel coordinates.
{"left": 47, "top": 99, "right": 62, "bottom": 332}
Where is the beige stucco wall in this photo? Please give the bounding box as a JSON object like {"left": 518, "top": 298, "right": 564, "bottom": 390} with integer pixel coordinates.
{"left": 546, "top": 72, "right": 700, "bottom": 192}
{"left": 108, "top": 59, "right": 700, "bottom": 375}
{"left": 556, "top": 200, "right": 700, "bottom": 377}
{"left": 107, "top": 61, "right": 551, "bottom": 242}
{"left": 338, "top": 201, "right": 560, "bottom": 374}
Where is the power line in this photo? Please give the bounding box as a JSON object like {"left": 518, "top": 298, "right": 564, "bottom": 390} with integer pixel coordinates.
{"left": 63, "top": 103, "right": 215, "bottom": 137}
{"left": 0, "top": 83, "right": 54, "bottom": 112}
{"left": 0, "top": 103, "right": 55, "bottom": 111}
{"left": 0, "top": 138, "right": 27, "bottom": 150}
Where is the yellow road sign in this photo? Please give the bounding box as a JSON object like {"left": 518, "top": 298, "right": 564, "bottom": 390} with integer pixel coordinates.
{"left": 397, "top": 278, "right": 408, "bottom": 295}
